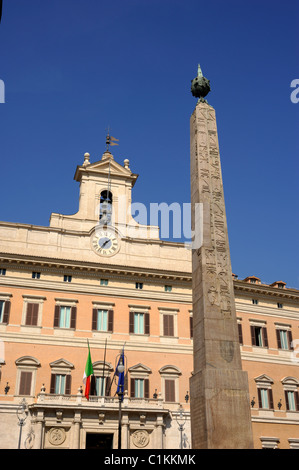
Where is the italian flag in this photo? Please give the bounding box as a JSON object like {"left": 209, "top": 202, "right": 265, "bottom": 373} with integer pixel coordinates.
{"left": 83, "top": 343, "right": 93, "bottom": 400}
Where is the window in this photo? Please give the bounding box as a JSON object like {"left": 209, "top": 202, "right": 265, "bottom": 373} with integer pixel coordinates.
{"left": 54, "top": 304, "right": 77, "bottom": 329}
{"left": 163, "top": 314, "right": 174, "bottom": 337}
{"left": 277, "top": 303, "right": 283, "bottom": 309}
{"left": 32, "top": 272, "right": 41, "bottom": 279}
{"left": 276, "top": 328, "right": 293, "bottom": 350}
{"left": 135, "top": 282, "right": 143, "bottom": 290}
{"left": 129, "top": 363, "right": 151, "bottom": 398}
{"left": 255, "top": 374, "right": 274, "bottom": 409}
{"left": 250, "top": 324, "right": 268, "bottom": 347}
{"left": 159, "top": 365, "right": 181, "bottom": 403}
{"left": 95, "top": 376, "right": 109, "bottom": 397}
{"left": 130, "top": 378, "right": 149, "bottom": 398}
{"left": 0, "top": 269, "right": 6, "bottom": 276}
{"left": 49, "top": 358, "right": 74, "bottom": 395}
{"left": 258, "top": 388, "right": 274, "bottom": 409}
{"left": 100, "top": 279, "right": 109, "bottom": 286}
{"left": 164, "top": 285, "right": 172, "bottom": 292}
{"left": 55, "top": 374, "right": 66, "bottom": 394}
{"left": 282, "top": 377, "right": 299, "bottom": 412}
{"left": 92, "top": 309, "right": 114, "bottom": 332}
{"left": 129, "top": 311, "right": 150, "bottom": 335}
{"left": 238, "top": 322, "right": 243, "bottom": 345}
{"left": 0, "top": 299, "right": 11, "bottom": 324}
{"left": 285, "top": 391, "right": 299, "bottom": 411}
{"left": 59, "top": 306, "right": 71, "bottom": 328}
{"left": 22, "top": 295, "right": 45, "bottom": 328}
{"left": 190, "top": 316, "right": 193, "bottom": 339}
{"left": 0, "top": 301, "right": 5, "bottom": 323}
{"left": 25, "top": 303, "right": 39, "bottom": 326}
{"left": 165, "top": 379, "right": 176, "bottom": 402}
{"left": 63, "top": 275, "right": 72, "bottom": 283}
{"left": 15, "top": 356, "right": 40, "bottom": 396}
{"left": 50, "top": 373, "right": 72, "bottom": 395}
{"left": 252, "top": 299, "right": 258, "bottom": 305}
{"left": 19, "top": 371, "right": 33, "bottom": 396}
{"left": 89, "top": 361, "right": 113, "bottom": 397}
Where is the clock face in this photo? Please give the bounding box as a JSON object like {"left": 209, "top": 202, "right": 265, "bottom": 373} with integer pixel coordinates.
{"left": 92, "top": 228, "right": 120, "bottom": 257}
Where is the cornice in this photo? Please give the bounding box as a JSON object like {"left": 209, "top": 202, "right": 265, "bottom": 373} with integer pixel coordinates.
{"left": 0, "top": 252, "right": 191, "bottom": 283}
{"left": 234, "top": 280, "right": 299, "bottom": 301}
{"left": 0, "top": 276, "right": 192, "bottom": 304}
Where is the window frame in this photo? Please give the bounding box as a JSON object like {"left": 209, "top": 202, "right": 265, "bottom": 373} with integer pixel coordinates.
{"left": 92, "top": 302, "right": 114, "bottom": 334}
{"left": 282, "top": 377, "right": 299, "bottom": 412}
{"left": 15, "top": 356, "right": 41, "bottom": 397}
{"left": 159, "top": 365, "right": 182, "bottom": 404}
{"left": 255, "top": 374, "right": 274, "bottom": 410}
{"left": 53, "top": 299, "right": 78, "bottom": 330}
{"left": 275, "top": 324, "right": 294, "bottom": 351}
{"left": 0, "top": 293, "right": 12, "bottom": 325}
{"left": 129, "top": 307, "right": 150, "bottom": 336}
{"left": 128, "top": 363, "right": 151, "bottom": 399}
{"left": 49, "top": 358, "right": 74, "bottom": 395}
{"left": 250, "top": 322, "right": 268, "bottom": 348}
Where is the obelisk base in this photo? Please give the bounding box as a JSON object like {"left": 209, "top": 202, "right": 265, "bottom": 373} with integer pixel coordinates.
{"left": 190, "top": 369, "right": 254, "bottom": 449}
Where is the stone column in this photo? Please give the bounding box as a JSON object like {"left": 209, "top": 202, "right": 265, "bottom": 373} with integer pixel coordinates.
{"left": 33, "top": 411, "right": 44, "bottom": 449}
{"left": 189, "top": 100, "right": 253, "bottom": 449}
{"left": 72, "top": 411, "right": 81, "bottom": 449}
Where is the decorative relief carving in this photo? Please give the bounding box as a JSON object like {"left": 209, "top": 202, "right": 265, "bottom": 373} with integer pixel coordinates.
{"left": 48, "top": 427, "right": 66, "bottom": 446}
{"left": 198, "top": 132, "right": 208, "bottom": 147}
{"left": 220, "top": 340, "right": 234, "bottom": 362}
{"left": 207, "top": 286, "right": 219, "bottom": 306}
{"left": 132, "top": 430, "right": 150, "bottom": 448}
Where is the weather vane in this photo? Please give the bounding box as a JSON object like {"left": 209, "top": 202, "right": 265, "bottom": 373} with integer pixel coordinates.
{"left": 105, "top": 127, "right": 119, "bottom": 152}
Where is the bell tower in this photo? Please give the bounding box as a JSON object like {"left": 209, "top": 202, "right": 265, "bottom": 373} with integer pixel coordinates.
{"left": 49, "top": 146, "right": 138, "bottom": 234}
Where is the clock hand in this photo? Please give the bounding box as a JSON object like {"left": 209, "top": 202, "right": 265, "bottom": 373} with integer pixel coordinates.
{"left": 102, "top": 239, "right": 110, "bottom": 248}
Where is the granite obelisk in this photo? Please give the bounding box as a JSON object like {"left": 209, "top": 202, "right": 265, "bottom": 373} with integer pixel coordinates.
{"left": 189, "top": 66, "right": 254, "bottom": 449}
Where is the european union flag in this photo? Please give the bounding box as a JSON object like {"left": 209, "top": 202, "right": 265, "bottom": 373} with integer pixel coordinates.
{"left": 116, "top": 348, "right": 125, "bottom": 397}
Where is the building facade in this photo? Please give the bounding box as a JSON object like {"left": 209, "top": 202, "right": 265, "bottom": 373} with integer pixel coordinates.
{"left": 0, "top": 150, "right": 298, "bottom": 449}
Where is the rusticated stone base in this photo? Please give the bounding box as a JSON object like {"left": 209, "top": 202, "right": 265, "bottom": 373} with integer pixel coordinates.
{"left": 190, "top": 368, "right": 254, "bottom": 449}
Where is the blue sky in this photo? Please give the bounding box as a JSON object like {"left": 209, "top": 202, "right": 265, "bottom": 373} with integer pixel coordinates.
{"left": 0, "top": 0, "right": 298, "bottom": 288}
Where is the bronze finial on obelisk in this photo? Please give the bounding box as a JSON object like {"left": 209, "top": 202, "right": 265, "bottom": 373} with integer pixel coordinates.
{"left": 189, "top": 65, "right": 254, "bottom": 449}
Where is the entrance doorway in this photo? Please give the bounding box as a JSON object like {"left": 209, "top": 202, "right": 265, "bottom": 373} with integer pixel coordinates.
{"left": 86, "top": 433, "right": 113, "bottom": 449}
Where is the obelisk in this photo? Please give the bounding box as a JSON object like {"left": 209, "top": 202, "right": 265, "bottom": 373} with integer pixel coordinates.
{"left": 189, "top": 65, "right": 254, "bottom": 449}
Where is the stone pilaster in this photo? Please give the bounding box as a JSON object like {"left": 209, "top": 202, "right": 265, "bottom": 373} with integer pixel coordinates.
{"left": 189, "top": 101, "right": 253, "bottom": 449}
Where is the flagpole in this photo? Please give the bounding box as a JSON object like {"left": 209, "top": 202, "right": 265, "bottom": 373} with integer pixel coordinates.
{"left": 101, "top": 338, "right": 107, "bottom": 397}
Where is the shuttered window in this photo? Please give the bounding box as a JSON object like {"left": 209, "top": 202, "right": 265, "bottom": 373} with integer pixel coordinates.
{"left": 19, "top": 371, "right": 32, "bottom": 396}
{"left": 130, "top": 378, "right": 149, "bottom": 398}
{"left": 238, "top": 323, "right": 243, "bottom": 345}
{"left": 285, "top": 390, "right": 299, "bottom": 411}
{"left": 129, "top": 312, "right": 150, "bottom": 335}
{"left": 50, "top": 374, "right": 72, "bottom": 395}
{"left": 163, "top": 314, "right": 174, "bottom": 337}
{"left": 54, "top": 305, "right": 77, "bottom": 329}
{"left": 165, "top": 379, "right": 175, "bottom": 402}
{"left": 250, "top": 326, "right": 268, "bottom": 347}
{"left": 257, "top": 388, "right": 274, "bottom": 409}
{"left": 25, "top": 303, "right": 39, "bottom": 326}
{"left": 0, "top": 300, "right": 10, "bottom": 324}
{"left": 92, "top": 309, "right": 113, "bottom": 332}
{"left": 276, "top": 329, "right": 294, "bottom": 350}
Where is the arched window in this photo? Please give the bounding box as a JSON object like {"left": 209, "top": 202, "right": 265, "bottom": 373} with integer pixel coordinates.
{"left": 99, "top": 190, "right": 113, "bottom": 225}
